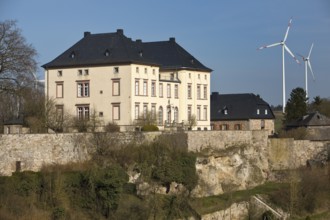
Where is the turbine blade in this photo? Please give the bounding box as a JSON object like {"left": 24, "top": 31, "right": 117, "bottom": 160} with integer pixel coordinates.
{"left": 308, "top": 43, "right": 314, "bottom": 58}
{"left": 283, "top": 18, "right": 293, "bottom": 42}
{"left": 308, "top": 61, "right": 315, "bottom": 80}
{"left": 284, "top": 44, "right": 300, "bottom": 64}
{"left": 257, "top": 42, "right": 281, "bottom": 50}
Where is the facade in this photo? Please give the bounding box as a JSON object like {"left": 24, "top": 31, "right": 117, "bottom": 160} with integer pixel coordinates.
{"left": 43, "top": 29, "right": 212, "bottom": 131}
{"left": 210, "top": 93, "right": 275, "bottom": 135}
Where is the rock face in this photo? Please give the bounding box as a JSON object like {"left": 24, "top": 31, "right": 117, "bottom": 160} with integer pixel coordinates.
{"left": 191, "top": 144, "right": 269, "bottom": 197}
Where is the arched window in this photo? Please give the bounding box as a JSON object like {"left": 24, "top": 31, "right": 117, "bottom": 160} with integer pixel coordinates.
{"left": 167, "top": 106, "right": 171, "bottom": 124}
{"left": 174, "top": 107, "right": 178, "bottom": 122}
{"left": 158, "top": 106, "right": 163, "bottom": 125}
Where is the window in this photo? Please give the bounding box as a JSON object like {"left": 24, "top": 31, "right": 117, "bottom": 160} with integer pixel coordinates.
{"left": 221, "top": 124, "right": 228, "bottom": 130}
{"left": 159, "top": 83, "right": 163, "bottom": 97}
{"left": 197, "top": 85, "right": 201, "bottom": 99}
{"left": 152, "top": 69, "right": 155, "bottom": 75}
{"left": 77, "top": 105, "right": 89, "bottom": 120}
{"left": 114, "top": 67, "right": 119, "bottom": 74}
{"left": 151, "top": 104, "right": 156, "bottom": 119}
{"left": 189, "top": 73, "right": 191, "bottom": 78}
{"left": 187, "top": 105, "right": 192, "bottom": 119}
{"left": 151, "top": 81, "right": 156, "bottom": 97}
{"left": 203, "top": 106, "right": 207, "bottom": 120}
{"left": 135, "top": 104, "right": 140, "bottom": 119}
{"left": 158, "top": 106, "right": 163, "bottom": 125}
{"left": 204, "top": 74, "right": 207, "bottom": 80}
{"left": 143, "top": 80, "right": 148, "bottom": 96}
{"left": 167, "top": 106, "right": 171, "bottom": 123}
{"left": 174, "top": 107, "right": 178, "bottom": 122}
{"left": 112, "top": 80, "right": 120, "bottom": 96}
{"left": 77, "top": 81, "right": 89, "bottom": 97}
{"left": 56, "top": 105, "right": 63, "bottom": 122}
{"left": 99, "top": 112, "right": 104, "bottom": 117}
{"left": 144, "top": 67, "right": 147, "bottom": 74}
{"left": 257, "top": 109, "right": 260, "bottom": 115}
{"left": 57, "top": 70, "right": 62, "bottom": 77}
{"left": 170, "top": 73, "right": 174, "bottom": 80}
{"left": 78, "top": 69, "right": 83, "bottom": 76}
{"left": 234, "top": 124, "right": 241, "bottom": 130}
{"left": 112, "top": 103, "right": 120, "bottom": 120}
{"left": 198, "top": 74, "right": 200, "bottom": 79}
{"left": 187, "top": 84, "right": 192, "bottom": 99}
{"left": 56, "top": 82, "right": 63, "bottom": 98}
{"left": 135, "top": 80, "right": 139, "bottom": 96}
{"left": 174, "top": 84, "right": 178, "bottom": 98}
{"left": 167, "top": 84, "right": 171, "bottom": 98}
{"left": 84, "top": 69, "right": 89, "bottom": 75}
{"left": 136, "top": 67, "right": 139, "bottom": 73}
{"left": 197, "top": 106, "right": 201, "bottom": 120}
{"left": 203, "top": 85, "right": 207, "bottom": 99}
{"left": 261, "top": 120, "right": 265, "bottom": 129}
{"left": 224, "top": 109, "right": 228, "bottom": 115}
{"left": 265, "top": 109, "right": 268, "bottom": 115}
{"left": 143, "top": 104, "right": 148, "bottom": 119}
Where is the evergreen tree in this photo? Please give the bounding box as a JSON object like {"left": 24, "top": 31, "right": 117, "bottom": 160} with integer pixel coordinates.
{"left": 285, "top": 87, "right": 308, "bottom": 123}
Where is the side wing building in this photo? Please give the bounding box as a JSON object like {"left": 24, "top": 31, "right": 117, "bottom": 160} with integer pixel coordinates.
{"left": 43, "top": 29, "right": 212, "bottom": 131}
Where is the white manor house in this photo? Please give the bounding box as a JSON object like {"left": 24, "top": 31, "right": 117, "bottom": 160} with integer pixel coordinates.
{"left": 43, "top": 29, "right": 212, "bottom": 131}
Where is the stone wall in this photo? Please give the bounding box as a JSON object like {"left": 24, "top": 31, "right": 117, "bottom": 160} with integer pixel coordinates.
{"left": 0, "top": 132, "right": 161, "bottom": 176}
{"left": 0, "top": 131, "right": 328, "bottom": 184}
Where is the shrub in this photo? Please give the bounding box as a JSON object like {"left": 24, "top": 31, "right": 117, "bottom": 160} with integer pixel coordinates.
{"left": 141, "top": 124, "right": 159, "bottom": 132}
{"left": 105, "top": 122, "right": 120, "bottom": 132}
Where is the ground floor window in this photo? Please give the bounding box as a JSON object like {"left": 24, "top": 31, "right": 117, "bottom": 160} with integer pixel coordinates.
{"left": 234, "top": 124, "right": 241, "bottom": 130}
{"left": 77, "top": 105, "right": 89, "bottom": 120}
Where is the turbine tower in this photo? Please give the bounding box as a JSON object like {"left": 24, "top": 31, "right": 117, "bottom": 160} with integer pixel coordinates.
{"left": 298, "top": 43, "right": 315, "bottom": 99}
{"left": 258, "top": 18, "right": 300, "bottom": 113}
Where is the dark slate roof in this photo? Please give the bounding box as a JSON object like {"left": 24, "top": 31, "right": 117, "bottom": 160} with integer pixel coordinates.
{"left": 42, "top": 30, "right": 211, "bottom": 72}
{"left": 211, "top": 93, "right": 275, "bottom": 121}
{"left": 286, "top": 112, "right": 330, "bottom": 127}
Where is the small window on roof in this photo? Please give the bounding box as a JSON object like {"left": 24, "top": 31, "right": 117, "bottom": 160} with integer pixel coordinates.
{"left": 265, "top": 109, "right": 268, "bottom": 115}
{"left": 257, "top": 109, "right": 260, "bottom": 115}
{"left": 104, "top": 49, "right": 110, "bottom": 57}
{"left": 70, "top": 52, "right": 75, "bottom": 58}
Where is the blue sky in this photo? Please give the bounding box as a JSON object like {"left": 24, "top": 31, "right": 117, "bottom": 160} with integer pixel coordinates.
{"left": 1, "top": 0, "right": 329, "bottom": 105}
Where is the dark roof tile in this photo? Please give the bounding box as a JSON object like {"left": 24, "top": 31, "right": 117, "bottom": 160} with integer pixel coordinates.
{"left": 43, "top": 30, "right": 211, "bottom": 72}
{"left": 211, "top": 93, "right": 275, "bottom": 121}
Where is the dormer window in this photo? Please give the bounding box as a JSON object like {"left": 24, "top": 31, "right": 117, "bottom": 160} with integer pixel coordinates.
{"left": 139, "top": 50, "right": 143, "bottom": 57}
{"left": 257, "top": 109, "right": 260, "bottom": 115}
{"left": 224, "top": 109, "right": 228, "bottom": 115}
{"left": 104, "top": 49, "right": 110, "bottom": 57}
{"left": 265, "top": 109, "right": 268, "bottom": 115}
{"left": 70, "top": 52, "right": 75, "bottom": 59}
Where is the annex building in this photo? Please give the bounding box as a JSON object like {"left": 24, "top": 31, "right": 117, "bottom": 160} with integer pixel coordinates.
{"left": 43, "top": 29, "right": 212, "bottom": 131}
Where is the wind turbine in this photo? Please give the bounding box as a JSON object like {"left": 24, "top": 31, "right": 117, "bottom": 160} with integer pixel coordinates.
{"left": 258, "top": 18, "right": 300, "bottom": 113}
{"left": 298, "top": 43, "right": 315, "bottom": 99}
{"left": 32, "top": 72, "right": 45, "bottom": 90}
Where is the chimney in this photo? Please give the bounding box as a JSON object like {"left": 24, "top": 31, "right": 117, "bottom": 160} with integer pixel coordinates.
{"left": 84, "top": 31, "right": 91, "bottom": 37}
{"left": 117, "top": 29, "right": 124, "bottom": 35}
{"left": 136, "top": 39, "right": 142, "bottom": 43}
{"left": 169, "top": 37, "right": 175, "bottom": 43}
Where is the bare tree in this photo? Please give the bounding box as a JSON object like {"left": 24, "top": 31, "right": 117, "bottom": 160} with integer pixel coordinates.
{"left": 0, "top": 20, "right": 38, "bottom": 125}
{"left": 44, "top": 98, "right": 72, "bottom": 133}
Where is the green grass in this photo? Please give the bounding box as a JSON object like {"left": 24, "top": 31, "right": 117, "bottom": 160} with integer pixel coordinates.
{"left": 189, "top": 182, "right": 287, "bottom": 215}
